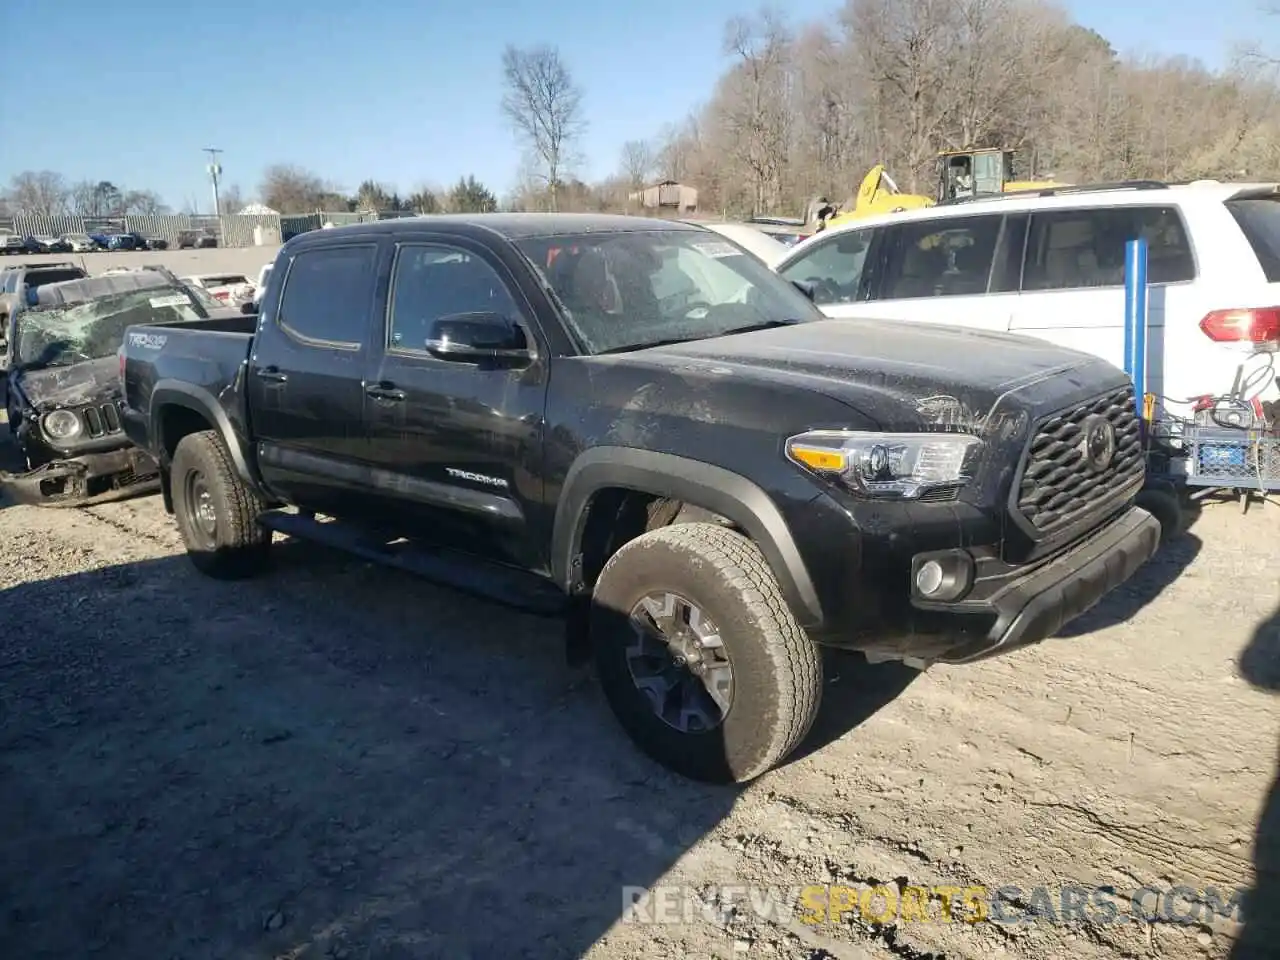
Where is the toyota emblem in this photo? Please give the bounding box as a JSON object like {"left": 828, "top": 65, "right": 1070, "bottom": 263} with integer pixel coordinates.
{"left": 1079, "top": 415, "right": 1117, "bottom": 471}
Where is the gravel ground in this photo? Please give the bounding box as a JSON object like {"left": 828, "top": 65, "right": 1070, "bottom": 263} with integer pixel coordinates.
{"left": 0, "top": 438, "right": 1277, "bottom": 958}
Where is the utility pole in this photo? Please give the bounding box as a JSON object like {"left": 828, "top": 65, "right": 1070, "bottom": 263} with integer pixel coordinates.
{"left": 203, "top": 147, "right": 223, "bottom": 216}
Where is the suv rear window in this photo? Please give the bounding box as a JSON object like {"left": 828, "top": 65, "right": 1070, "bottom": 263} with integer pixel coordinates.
{"left": 1226, "top": 197, "right": 1280, "bottom": 282}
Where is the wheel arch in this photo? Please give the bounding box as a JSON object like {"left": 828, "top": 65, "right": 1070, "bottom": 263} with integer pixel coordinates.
{"left": 150, "top": 380, "right": 263, "bottom": 511}
{"left": 551, "top": 446, "right": 824, "bottom": 628}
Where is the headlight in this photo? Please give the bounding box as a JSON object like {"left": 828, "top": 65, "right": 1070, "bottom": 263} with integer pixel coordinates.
{"left": 42, "top": 409, "right": 83, "bottom": 441}
{"left": 785, "top": 429, "right": 981, "bottom": 499}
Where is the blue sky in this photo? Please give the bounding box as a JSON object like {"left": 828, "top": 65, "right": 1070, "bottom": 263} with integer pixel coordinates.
{"left": 0, "top": 0, "right": 1274, "bottom": 210}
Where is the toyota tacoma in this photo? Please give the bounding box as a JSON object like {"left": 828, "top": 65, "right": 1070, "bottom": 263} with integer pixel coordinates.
{"left": 118, "top": 214, "right": 1162, "bottom": 783}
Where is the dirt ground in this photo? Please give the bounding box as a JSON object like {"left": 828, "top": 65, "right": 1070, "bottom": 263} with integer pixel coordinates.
{"left": 0, "top": 433, "right": 1278, "bottom": 958}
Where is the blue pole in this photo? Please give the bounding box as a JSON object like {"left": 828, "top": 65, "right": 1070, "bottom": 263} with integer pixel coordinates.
{"left": 1124, "top": 238, "right": 1149, "bottom": 418}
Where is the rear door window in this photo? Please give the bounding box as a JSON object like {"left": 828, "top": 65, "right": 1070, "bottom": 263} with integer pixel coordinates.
{"left": 277, "top": 244, "right": 379, "bottom": 348}
{"left": 879, "top": 214, "right": 1003, "bottom": 300}
{"left": 1226, "top": 196, "right": 1280, "bottom": 281}
{"left": 1022, "top": 206, "right": 1194, "bottom": 290}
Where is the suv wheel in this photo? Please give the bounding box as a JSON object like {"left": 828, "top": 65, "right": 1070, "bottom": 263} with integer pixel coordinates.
{"left": 590, "top": 522, "right": 822, "bottom": 783}
{"left": 170, "top": 430, "right": 271, "bottom": 579}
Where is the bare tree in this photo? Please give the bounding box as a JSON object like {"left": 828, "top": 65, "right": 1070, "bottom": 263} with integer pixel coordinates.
{"left": 68, "top": 180, "right": 124, "bottom": 218}
{"left": 122, "top": 189, "right": 167, "bottom": 216}
{"left": 716, "top": 10, "right": 795, "bottom": 213}
{"left": 6, "top": 170, "right": 69, "bottom": 217}
{"left": 259, "top": 164, "right": 328, "bottom": 214}
{"left": 500, "top": 45, "right": 586, "bottom": 211}
{"left": 619, "top": 140, "right": 654, "bottom": 189}
{"left": 218, "top": 183, "right": 246, "bottom": 214}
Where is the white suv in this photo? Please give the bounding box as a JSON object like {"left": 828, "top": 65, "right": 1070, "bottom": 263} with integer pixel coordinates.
{"left": 774, "top": 180, "right": 1280, "bottom": 423}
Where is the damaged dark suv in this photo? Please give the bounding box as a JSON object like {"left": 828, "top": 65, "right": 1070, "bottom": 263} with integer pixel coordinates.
{"left": 2, "top": 270, "right": 235, "bottom": 506}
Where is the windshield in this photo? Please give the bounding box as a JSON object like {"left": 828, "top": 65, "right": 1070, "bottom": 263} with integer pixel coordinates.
{"left": 14, "top": 285, "right": 209, "bottom": 369}
{"left": 206, "top": 274, "right": 249, "bottom": 285}
{"left": 515, "top": 229, "right": 822, "bottom": 354}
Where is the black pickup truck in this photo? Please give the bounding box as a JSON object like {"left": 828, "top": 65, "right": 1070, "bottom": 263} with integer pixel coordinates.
{"left": 119, "top": 213, "right": 1162, "bottom": 783}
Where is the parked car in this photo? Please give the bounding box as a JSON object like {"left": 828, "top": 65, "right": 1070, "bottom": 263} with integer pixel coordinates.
{"left": 252, "top": 263, "right": 273, "bottom": 306}
{"left": 61, "top": 232, "right": 100, "bottom": 253}
{"left": 743, "top": 217, "right": 810, "bottom": 246}
{"left": 773, "top": 179, "right": 1280, "bottom": 427}
{"left": 2, "top": 270, "right": 242, "bottom": 506}
{"left": 119, "top": 214, "right": 1161, "bottom": 783}
{"left": 0, "top": 261, "right": 90, "bottom": 369}
{"left": 182, "top": 272, "right": 255, "bottom": 306}
{"left": 682, "top": 221, "right": 792, "bottom": 265}
{"left": 177, "top": 229, "right": 219, "bottom": 249}
{"left": 31, "top": 235, "right": 71, "bottom": 254}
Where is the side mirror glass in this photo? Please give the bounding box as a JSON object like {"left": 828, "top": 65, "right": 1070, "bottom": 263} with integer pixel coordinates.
{"left": 790, "top": 279, "right": 816, "bottom": 301}
{"left": 425, "top": 312, "right": 530, "bottom": 361}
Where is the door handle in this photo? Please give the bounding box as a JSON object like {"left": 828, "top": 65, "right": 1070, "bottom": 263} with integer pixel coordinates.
{"left": 256, "top": 366, "right": 288, "bottom": 383}
{"left": 365, "top": 382, "right": 406, "bottom": 402}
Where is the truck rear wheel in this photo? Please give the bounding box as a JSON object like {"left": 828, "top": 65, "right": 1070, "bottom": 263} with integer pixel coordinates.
{"left": 590, "top": 522, "right": 822, "bottom": 783}
{"left": 170, "top": 430, "right": 271, "bottom": 579}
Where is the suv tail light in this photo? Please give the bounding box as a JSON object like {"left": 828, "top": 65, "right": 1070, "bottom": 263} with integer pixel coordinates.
{"left": 1199, "top": 307, "right": 1280, "bottom": 344}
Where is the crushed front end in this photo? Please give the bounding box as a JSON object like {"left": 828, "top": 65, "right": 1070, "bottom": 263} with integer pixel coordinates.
{"left": 2, "top": 398, "right": 161, "bottom": 507}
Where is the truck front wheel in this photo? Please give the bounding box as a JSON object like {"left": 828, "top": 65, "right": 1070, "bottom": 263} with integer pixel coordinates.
{"left": 170, "top": 430, "right": 271, "bottom": 579}
{"left": 590, "top": 522, "right": 822, "bottom": 783}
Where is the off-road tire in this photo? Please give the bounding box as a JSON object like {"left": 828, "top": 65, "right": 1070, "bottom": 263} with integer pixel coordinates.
{"left": 591, "top": 521, "right": 822, "bottom": 783}
{"left": 170, "top": 429, "right": 271, "bottom": 579}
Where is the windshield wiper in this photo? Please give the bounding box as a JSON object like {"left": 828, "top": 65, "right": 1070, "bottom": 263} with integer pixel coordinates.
{"left": 717, "top": 318, "right": 806, "bottom": 337}
{"left": 597, "top": 335, "right": 710, "bottom": 355}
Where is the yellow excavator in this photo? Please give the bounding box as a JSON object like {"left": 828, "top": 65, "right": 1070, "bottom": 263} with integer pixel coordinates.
{"left": 813, "top": 147, "right": 1063, "bottom": 232}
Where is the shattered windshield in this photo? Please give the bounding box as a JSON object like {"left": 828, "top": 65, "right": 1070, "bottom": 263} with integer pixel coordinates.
{"left": 14, "top": 286, "right": 208, "bottom": 370}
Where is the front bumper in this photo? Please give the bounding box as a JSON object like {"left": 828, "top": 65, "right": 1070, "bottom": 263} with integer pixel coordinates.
{"left": 926, "top": 505, "right": 1161, "bottom": 664}
{"left": 0, "top": 445, "right": 160, "bottom": 507}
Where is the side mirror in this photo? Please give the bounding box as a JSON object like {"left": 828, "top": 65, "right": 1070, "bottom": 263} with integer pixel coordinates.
{"left": 425, "top": 312, "right": 530, "bottom": 362}
{"left": 790, "top": 279, "right": 817, "bottom": 301}
{"left": 240, "top": 300, "right": 258, "bottom": 315}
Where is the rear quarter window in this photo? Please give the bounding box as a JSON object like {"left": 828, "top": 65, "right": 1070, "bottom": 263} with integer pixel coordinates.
{"left": 1022, "top": 205, "right": 1194, "bottom": 290}
{"left": 1226, "top": 197, "right": 1280, "bottom": 282}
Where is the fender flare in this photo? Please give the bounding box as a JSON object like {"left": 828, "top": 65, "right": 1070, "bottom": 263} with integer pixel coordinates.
{"left": 550, "top": 446, "right": 824, "bottom": 627}
{"left": 150, "top": 379, "right": 261, "bottom": 490}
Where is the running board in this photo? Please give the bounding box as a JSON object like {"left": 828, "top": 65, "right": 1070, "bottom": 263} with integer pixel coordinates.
{"left": 259, "top": 510, "right": 568, "bottom": 617}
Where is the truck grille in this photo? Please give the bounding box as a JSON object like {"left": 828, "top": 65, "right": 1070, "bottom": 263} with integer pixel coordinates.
{"left": 1016, "top": 386, "right": 1144, "bottom": 534}
{"left": 82, "top": 402, "right": 123, "bottom": 438}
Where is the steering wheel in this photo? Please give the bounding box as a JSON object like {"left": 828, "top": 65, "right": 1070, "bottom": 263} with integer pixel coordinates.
{"left": 806, "top": 277, "right": 842, "bottom": 304}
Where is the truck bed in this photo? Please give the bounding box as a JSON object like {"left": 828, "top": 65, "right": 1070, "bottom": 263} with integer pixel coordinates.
{"left": 120, "top": 314, "right": 259, "bottom": 458}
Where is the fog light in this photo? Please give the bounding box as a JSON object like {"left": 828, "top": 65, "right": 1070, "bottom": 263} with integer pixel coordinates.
{"left": 911, "top": 551, "right": 974, "bottom": 602}
{"left": 916, "top": 560, "right": 945, "bottom": 596}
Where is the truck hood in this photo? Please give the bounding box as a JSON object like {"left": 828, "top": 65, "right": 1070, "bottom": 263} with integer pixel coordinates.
{"left": 11, "top": 356, "right": 121, "bottom": 410}
{"left": 614, "top": 317, "right": 1120, "bottom": 428}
